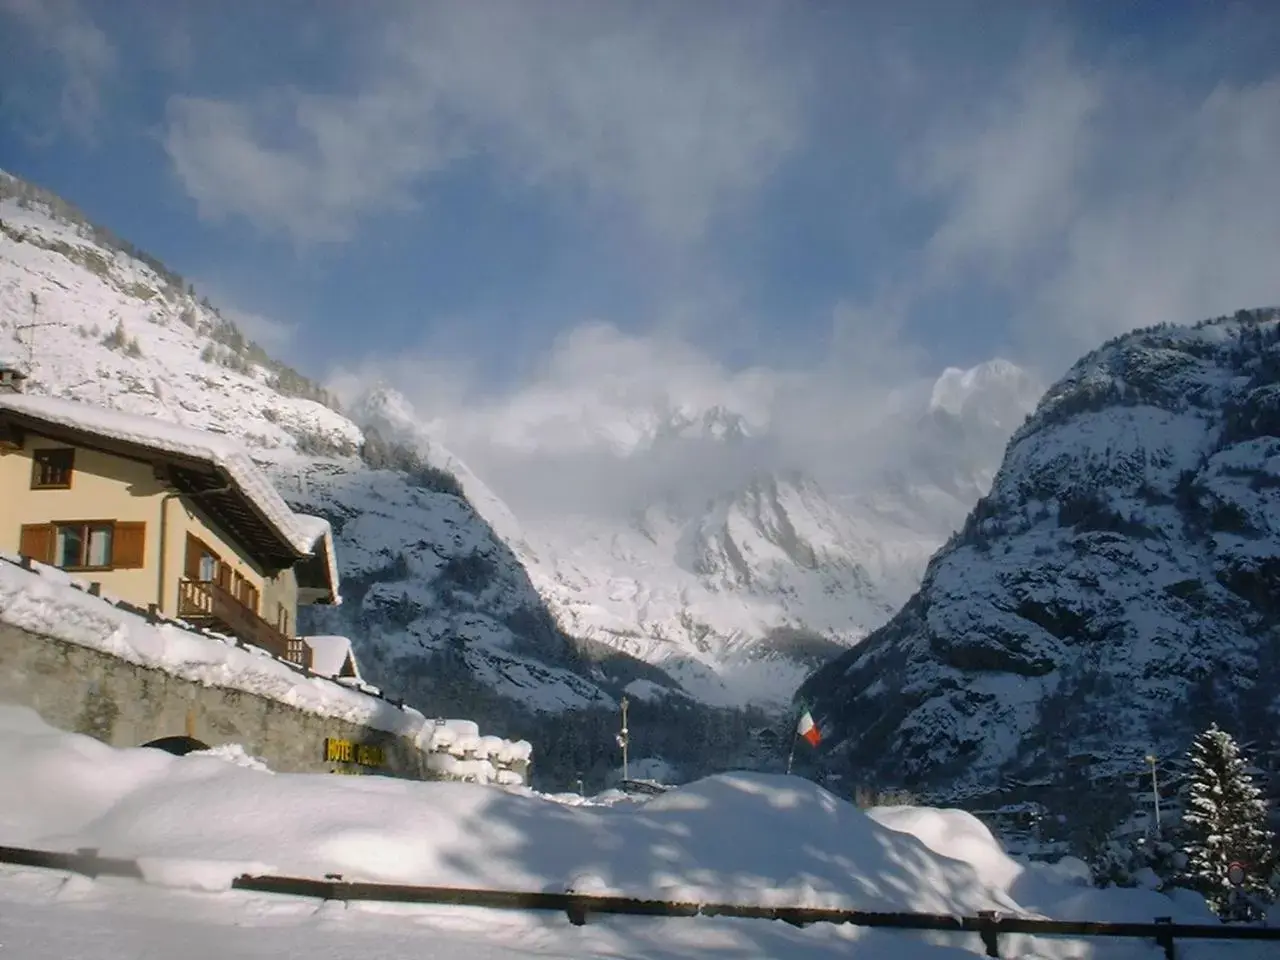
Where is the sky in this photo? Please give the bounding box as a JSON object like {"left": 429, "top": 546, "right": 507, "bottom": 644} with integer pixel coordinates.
{"left": 2, "top": 0, "right": 1279, "bottom": 509}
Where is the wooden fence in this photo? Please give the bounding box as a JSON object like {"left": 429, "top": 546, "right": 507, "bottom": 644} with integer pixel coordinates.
{"left": 3, "top": 843, "right": 1279, "bottom": 958}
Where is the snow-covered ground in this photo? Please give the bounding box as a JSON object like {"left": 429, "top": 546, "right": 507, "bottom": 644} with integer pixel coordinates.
{"left": 1, "top": 705, "right": 1268, "bottom": 959}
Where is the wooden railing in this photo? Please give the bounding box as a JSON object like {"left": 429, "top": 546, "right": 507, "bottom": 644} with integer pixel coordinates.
{"left": 4, "top": 843, "right": 1280, "bottom": 958}
{"left": 177, "top": 579, "right": 313, "bottom": 670}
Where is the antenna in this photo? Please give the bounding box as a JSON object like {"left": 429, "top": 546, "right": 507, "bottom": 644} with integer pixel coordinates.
{"left": 13, "top": 292, "right": 59, "bottom": 373}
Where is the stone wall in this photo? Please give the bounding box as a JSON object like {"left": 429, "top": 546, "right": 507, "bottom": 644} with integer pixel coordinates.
{"left": 0, "top": 623, "right": 428, "bottom": 778}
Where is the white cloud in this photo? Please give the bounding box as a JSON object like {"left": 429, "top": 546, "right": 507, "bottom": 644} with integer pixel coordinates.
{"left": 163, "top": 0, "right": 804, "bottom": 245}
{"left": 1, "top": 0, "right": 115, "bottom": 140}
{"left": 162, "top": 10, "right": 1279, "bottom": 524}
{"left": 880, "top": 32, "right": 1280, "bottom": 373}
{"left": 1028, "top": 75, "right": 1280, "bottom": 355}
{"left": 910, "top": 40, "right": 1102, "bottom": 287}
{"left": 329, "top": 311, "right": 964, "bottom": 519}
{"left": 165, "top": 90, "right": 459, "bottom": 244}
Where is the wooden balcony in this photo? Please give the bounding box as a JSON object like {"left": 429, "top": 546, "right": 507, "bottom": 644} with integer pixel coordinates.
{"left": 177, "top": 579, "right": 313, "bottom": 670}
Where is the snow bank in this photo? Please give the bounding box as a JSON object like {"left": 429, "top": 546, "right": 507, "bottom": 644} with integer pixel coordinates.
{"left": 418, "top": 718, "right": 532, "bottom": 780}
{"left": 865, "top": 801, "right": 1222, "bottom": 956}
{"left": 0, "top": 553, "right": 421, "bottom": 738}
{"left": 867, "top": 805, "right": 1024, "bottom": 891}
{"left": 187, "top": 743, "right": 273, "bottom": 773}
{"left": 0, "top": 709, "right": 1244, "bottom": 958}
{"left": 0, "top": 556, "right": 532, "bottom": 785}
{"left": 0, "top": 708, "right": 1000, "bottom": 913}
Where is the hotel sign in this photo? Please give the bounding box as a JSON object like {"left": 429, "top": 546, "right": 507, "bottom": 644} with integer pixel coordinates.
{"left": 324, "top": 737, "right": 387, "bottom": 768}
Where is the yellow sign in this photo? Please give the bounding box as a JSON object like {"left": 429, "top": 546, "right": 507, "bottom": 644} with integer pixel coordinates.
{"left": 324, "top": 737, "right": 386, "bottom": 768}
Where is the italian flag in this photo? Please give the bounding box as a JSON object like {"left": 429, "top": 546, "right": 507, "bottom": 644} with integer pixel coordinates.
{"left": 796, "top": 707, "right": 821, "bottom": 747}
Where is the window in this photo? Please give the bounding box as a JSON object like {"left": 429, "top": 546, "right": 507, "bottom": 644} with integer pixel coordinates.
{"left": 186, "top": 534, "right": 221, "bottom": 582}
{"left": 19, "top": 521, "right": 145, "bottom": 570}
{"left": 31, "top": 448, "right": 75, "bottom": 489}
{"left": 55, "top": 522, "right": 111, "bottom": 569}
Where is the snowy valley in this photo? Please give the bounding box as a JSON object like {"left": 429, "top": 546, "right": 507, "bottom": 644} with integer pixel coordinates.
{"left": 0, "top": 169, "right": 1038, "bottom": 787}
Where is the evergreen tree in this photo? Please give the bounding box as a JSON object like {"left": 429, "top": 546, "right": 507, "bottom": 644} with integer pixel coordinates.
{"left": 1181, "top": 724, "right": 1274, "bottom": 914}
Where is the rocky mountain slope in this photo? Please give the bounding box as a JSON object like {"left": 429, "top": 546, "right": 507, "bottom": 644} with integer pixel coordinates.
{"left": 801, "top": 308, "right": 1280, "bottom": 846}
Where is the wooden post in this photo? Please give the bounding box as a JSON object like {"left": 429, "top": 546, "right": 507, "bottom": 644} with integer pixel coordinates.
{"left": 1153, "top": 916, "right": 1175, "bottom": 960}
{"left": 977, "top": 911, "right": 1001, "bottom": 958}
{"left": 185, "top": 707, "right": 196, "bottom": 740}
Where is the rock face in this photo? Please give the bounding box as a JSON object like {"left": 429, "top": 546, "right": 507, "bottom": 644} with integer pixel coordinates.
{"left": 801, "top": 308, "right": 1280, "bottom": 840}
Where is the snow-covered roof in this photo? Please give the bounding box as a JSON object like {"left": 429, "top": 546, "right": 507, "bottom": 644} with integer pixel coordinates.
{"left": 0, "top": 394, "right": 337, "bottom": 594}
{"left": 0, "top": 393, "right": 311, "bottom": 548}
{"left": 303, "top": 635, "right": 361, "bottom": 681}
{"left": 292, "top": 515, "right": 342, "bottom": 606}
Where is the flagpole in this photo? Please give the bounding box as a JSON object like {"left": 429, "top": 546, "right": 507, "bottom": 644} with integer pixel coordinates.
{"left": 786, "top": 701, "right": 802, "bottom": 775}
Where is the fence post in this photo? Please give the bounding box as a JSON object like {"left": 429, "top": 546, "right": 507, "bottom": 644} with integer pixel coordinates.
{"left": 1153, "top": 916, "right": 1175, "bottom": 960}
{"left": 976, "top": 911, "right": 1001, "bottom": 958}
{"left": 74, "top": 847, "right": 99, "bottom": 879}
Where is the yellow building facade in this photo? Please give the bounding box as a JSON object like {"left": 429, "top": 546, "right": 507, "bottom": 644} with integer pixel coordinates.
{"left": 0, "top": 380, "right": 338, "bottom": 666}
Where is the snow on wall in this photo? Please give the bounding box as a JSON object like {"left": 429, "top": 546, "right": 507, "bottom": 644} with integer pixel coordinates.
{"left": 0, "top": 552, "right": 532, "bottom": 784}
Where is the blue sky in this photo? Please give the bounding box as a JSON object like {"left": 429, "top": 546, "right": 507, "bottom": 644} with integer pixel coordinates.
{"left": 2, "top": 0, "right": 1279, "bottom": 455}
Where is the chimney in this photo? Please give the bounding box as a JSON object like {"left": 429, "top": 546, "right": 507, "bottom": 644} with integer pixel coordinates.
{"left": 0, "top": 359, "right": 27, "bottom": 394}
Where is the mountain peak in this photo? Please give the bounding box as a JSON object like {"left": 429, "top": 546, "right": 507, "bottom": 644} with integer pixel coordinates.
{"left": 928, "top": 358, "right": 1039, "bottom": 418}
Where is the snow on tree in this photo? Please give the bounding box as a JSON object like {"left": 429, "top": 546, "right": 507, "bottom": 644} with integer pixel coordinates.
{"left": 1181, "top": 723, "right": 1274, "bottom": 913}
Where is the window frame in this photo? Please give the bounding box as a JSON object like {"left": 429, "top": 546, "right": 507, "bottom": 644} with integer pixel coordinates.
{"left": 30, "top": 448, "right": 76, "bottom": 490}
{"left": 19, "top": 519, "right": 147, "bottom": 571}
{"left": 52, "top": 520, "right": 116, "bottom": 571}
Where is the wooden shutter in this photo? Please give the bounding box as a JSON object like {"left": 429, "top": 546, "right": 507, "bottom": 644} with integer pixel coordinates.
{"left": 112, "top": 522, "right": 146, "bottom": 569}
{"left": 18, "top": 524, "right": 54, "bottom": 563}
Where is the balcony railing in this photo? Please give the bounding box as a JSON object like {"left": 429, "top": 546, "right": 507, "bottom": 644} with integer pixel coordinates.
{"left": 177, "top": 579, "right": 313, "bottom": 670}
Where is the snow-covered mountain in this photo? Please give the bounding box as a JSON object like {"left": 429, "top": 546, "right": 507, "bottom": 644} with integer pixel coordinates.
{"left": 0, "top": 172, "right": 646, "bottom": 725}
{"left": 0, "top": 169, "right": 1037, "bottom": 783}
{"left": 347, "top": 358, "right": 1041, "bottom": 709}
{"left": 801, "top": 308, "right": 1280, "bottom": 845}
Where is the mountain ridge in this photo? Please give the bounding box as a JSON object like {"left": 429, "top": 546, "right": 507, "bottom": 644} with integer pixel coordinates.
{"left": 800, "top": 306, "right": 1280, "bottom": 848}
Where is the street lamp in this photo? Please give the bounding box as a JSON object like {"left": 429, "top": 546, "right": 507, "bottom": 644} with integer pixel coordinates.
{"left": 1145, "top": 754, "right": 1161, "bottom": 837}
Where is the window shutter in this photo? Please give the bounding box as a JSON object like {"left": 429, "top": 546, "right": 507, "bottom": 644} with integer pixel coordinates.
{"left": 112, "top": 522, "right": 146, "bottom": 569}
{"left": 18, "top": 524, "right": 54, "bottom": 563}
